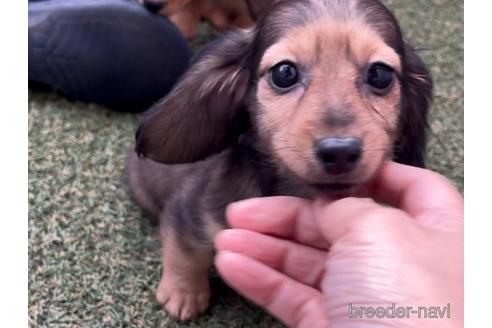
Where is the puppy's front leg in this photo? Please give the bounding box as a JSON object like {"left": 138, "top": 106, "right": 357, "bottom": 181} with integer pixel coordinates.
{"left": 156, "top": 230, "right": 212, "bottom": 321}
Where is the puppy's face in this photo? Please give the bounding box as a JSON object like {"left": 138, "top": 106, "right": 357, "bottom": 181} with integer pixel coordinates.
{"left": 255, "top": 19, "right": 401, "bottom": 193}
{"left": 136, "top": 0, "right": 431, "bottom": 196}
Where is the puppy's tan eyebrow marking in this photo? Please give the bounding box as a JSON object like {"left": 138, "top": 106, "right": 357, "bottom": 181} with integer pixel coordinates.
{"left": 368, "top": 48, "right": 401, "bottom": 73}
{"left": 258, "top": 42, "right": 297, "bottom": 76}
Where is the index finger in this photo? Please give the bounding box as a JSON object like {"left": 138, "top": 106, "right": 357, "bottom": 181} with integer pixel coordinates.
{"left": 226, "top": 196, "right": 330, "bottom": 249}
{"left": 367, "top": 161, "right": 463, "bottom": 229}
{"left": 215, "top": 251, "right": 330, "bottom": 328}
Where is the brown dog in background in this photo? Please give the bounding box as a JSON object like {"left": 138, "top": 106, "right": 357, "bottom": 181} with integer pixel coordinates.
{"left": 139, "top": 0, "right": 275, "bottom": 38}
{"left": 127, "top": 0, "right": 432, "bottom": 321}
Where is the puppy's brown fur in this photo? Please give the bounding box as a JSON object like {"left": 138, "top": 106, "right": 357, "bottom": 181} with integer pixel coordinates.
{"left": 127, "top": 0, "right": 432, "bottom": 320}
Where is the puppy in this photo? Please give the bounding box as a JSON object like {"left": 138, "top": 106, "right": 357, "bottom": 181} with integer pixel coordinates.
{"left": 139, "top": 0, "right": 275, "bottom": 38}
{"left": 127, "top": 0, "right": 432, "bottom": 321}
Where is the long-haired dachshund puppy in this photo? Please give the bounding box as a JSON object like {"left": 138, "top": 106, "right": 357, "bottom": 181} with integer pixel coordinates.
{"left": 127, "top": 0, "right": 432, "bottom": 321}
{"left": 139, "top": 0, "right": 275, "bottom": 39}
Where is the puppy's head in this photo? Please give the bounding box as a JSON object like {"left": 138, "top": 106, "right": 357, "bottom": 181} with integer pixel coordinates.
{"left": 136, "top": 0, "right": 432, "bottom": 195}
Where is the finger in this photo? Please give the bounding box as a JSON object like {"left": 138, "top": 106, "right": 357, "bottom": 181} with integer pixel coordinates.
{"left": 215, "top": 251, "right": 330, "bottom": 328}
{"left": 312, "top": 197, "right": 395, "bottom": 244}
{"left": 226, "top": 196, "right": 330, "bottom": 249}
{"left": 367, "top": 161, "right": 463, "bottom": 230}
{"left": 215, "top": 229, "right": 326, "bottom": 288}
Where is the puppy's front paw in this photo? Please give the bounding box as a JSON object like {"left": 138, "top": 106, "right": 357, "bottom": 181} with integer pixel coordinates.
{"left": 156, "top": 275, "right": 210, "bottom": 321}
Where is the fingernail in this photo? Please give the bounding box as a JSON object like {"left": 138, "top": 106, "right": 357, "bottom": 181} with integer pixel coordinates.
{"left": 227, "top": 198, "right": 265, "bottom": 219}
{"left": 215, "top": 229, "right": 245, "bottom": 246}
{"left": 215, "top": 250, "right": 241, "bottom": 265}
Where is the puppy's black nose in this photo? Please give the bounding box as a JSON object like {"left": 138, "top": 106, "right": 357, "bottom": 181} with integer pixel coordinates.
{"left": 143, "top": 0, "right": 165, "bottom": 13}
{"left": 315, "top": 138, "right": 362, "bottom": 175}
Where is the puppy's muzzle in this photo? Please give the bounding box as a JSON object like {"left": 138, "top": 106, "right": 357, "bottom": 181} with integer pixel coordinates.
{"left": 315, "top": 137, "right": 362, "bottom": 175}
{"left": 143, "top": 0, "right": 165, "bottom": 13}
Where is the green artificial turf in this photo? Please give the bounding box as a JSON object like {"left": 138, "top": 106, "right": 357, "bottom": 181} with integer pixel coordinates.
{"left": 28, "top": 0, "right": 463, "bottom": 327}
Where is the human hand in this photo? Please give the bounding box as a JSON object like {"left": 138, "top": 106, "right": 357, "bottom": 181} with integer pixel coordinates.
{"left": 214, "top": 161, "right": 463, "bottom": 328}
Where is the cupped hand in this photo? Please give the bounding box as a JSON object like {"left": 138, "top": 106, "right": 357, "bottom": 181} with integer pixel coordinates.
{"left": 214, "top": 161, "right": 463, "bottom": 328}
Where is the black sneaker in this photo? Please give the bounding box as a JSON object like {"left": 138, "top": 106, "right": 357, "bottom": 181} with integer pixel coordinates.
{"left": 29, "top": 0, "right": 190, "bottom": 111}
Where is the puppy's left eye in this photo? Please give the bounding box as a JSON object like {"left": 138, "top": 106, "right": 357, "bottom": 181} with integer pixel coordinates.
{"left": 367, "top": 63, "right": 394, "bottom": 94}
{"left": 270, "top": 61, "right": 299, "bottom": 91}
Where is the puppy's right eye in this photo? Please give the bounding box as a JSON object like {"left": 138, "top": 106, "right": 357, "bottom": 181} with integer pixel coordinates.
{"left": 270, "top": 62, "right": 299, "bottom": 91}
{"left": 366, "top": 63, "right": 394, "bottom": 94}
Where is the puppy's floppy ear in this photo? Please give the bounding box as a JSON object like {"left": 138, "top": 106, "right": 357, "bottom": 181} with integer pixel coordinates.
{"left": 393, "top": 44, "right": 433, "bottom": 168}
{"left": 136, "top": 29, "right": 253, "bottom": 164}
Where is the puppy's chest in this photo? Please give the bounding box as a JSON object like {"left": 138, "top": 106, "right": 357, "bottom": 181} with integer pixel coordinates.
{"left": 252, "top": 160, "right": 311, "bottom": 199}
{"left": 199, "top": 162, "right": 307, "bottom": 222}
{"left": 257, "top": 173, "right": 310, "bottom": 199}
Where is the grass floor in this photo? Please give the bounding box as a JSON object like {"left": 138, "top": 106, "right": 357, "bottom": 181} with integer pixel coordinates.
{"left": 28, "top": 0, "right": 463, "bottom": 327}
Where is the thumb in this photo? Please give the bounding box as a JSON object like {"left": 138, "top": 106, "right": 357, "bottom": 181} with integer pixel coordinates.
{"left": 367, "top": 162, "right": 463, "bottom": 232}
